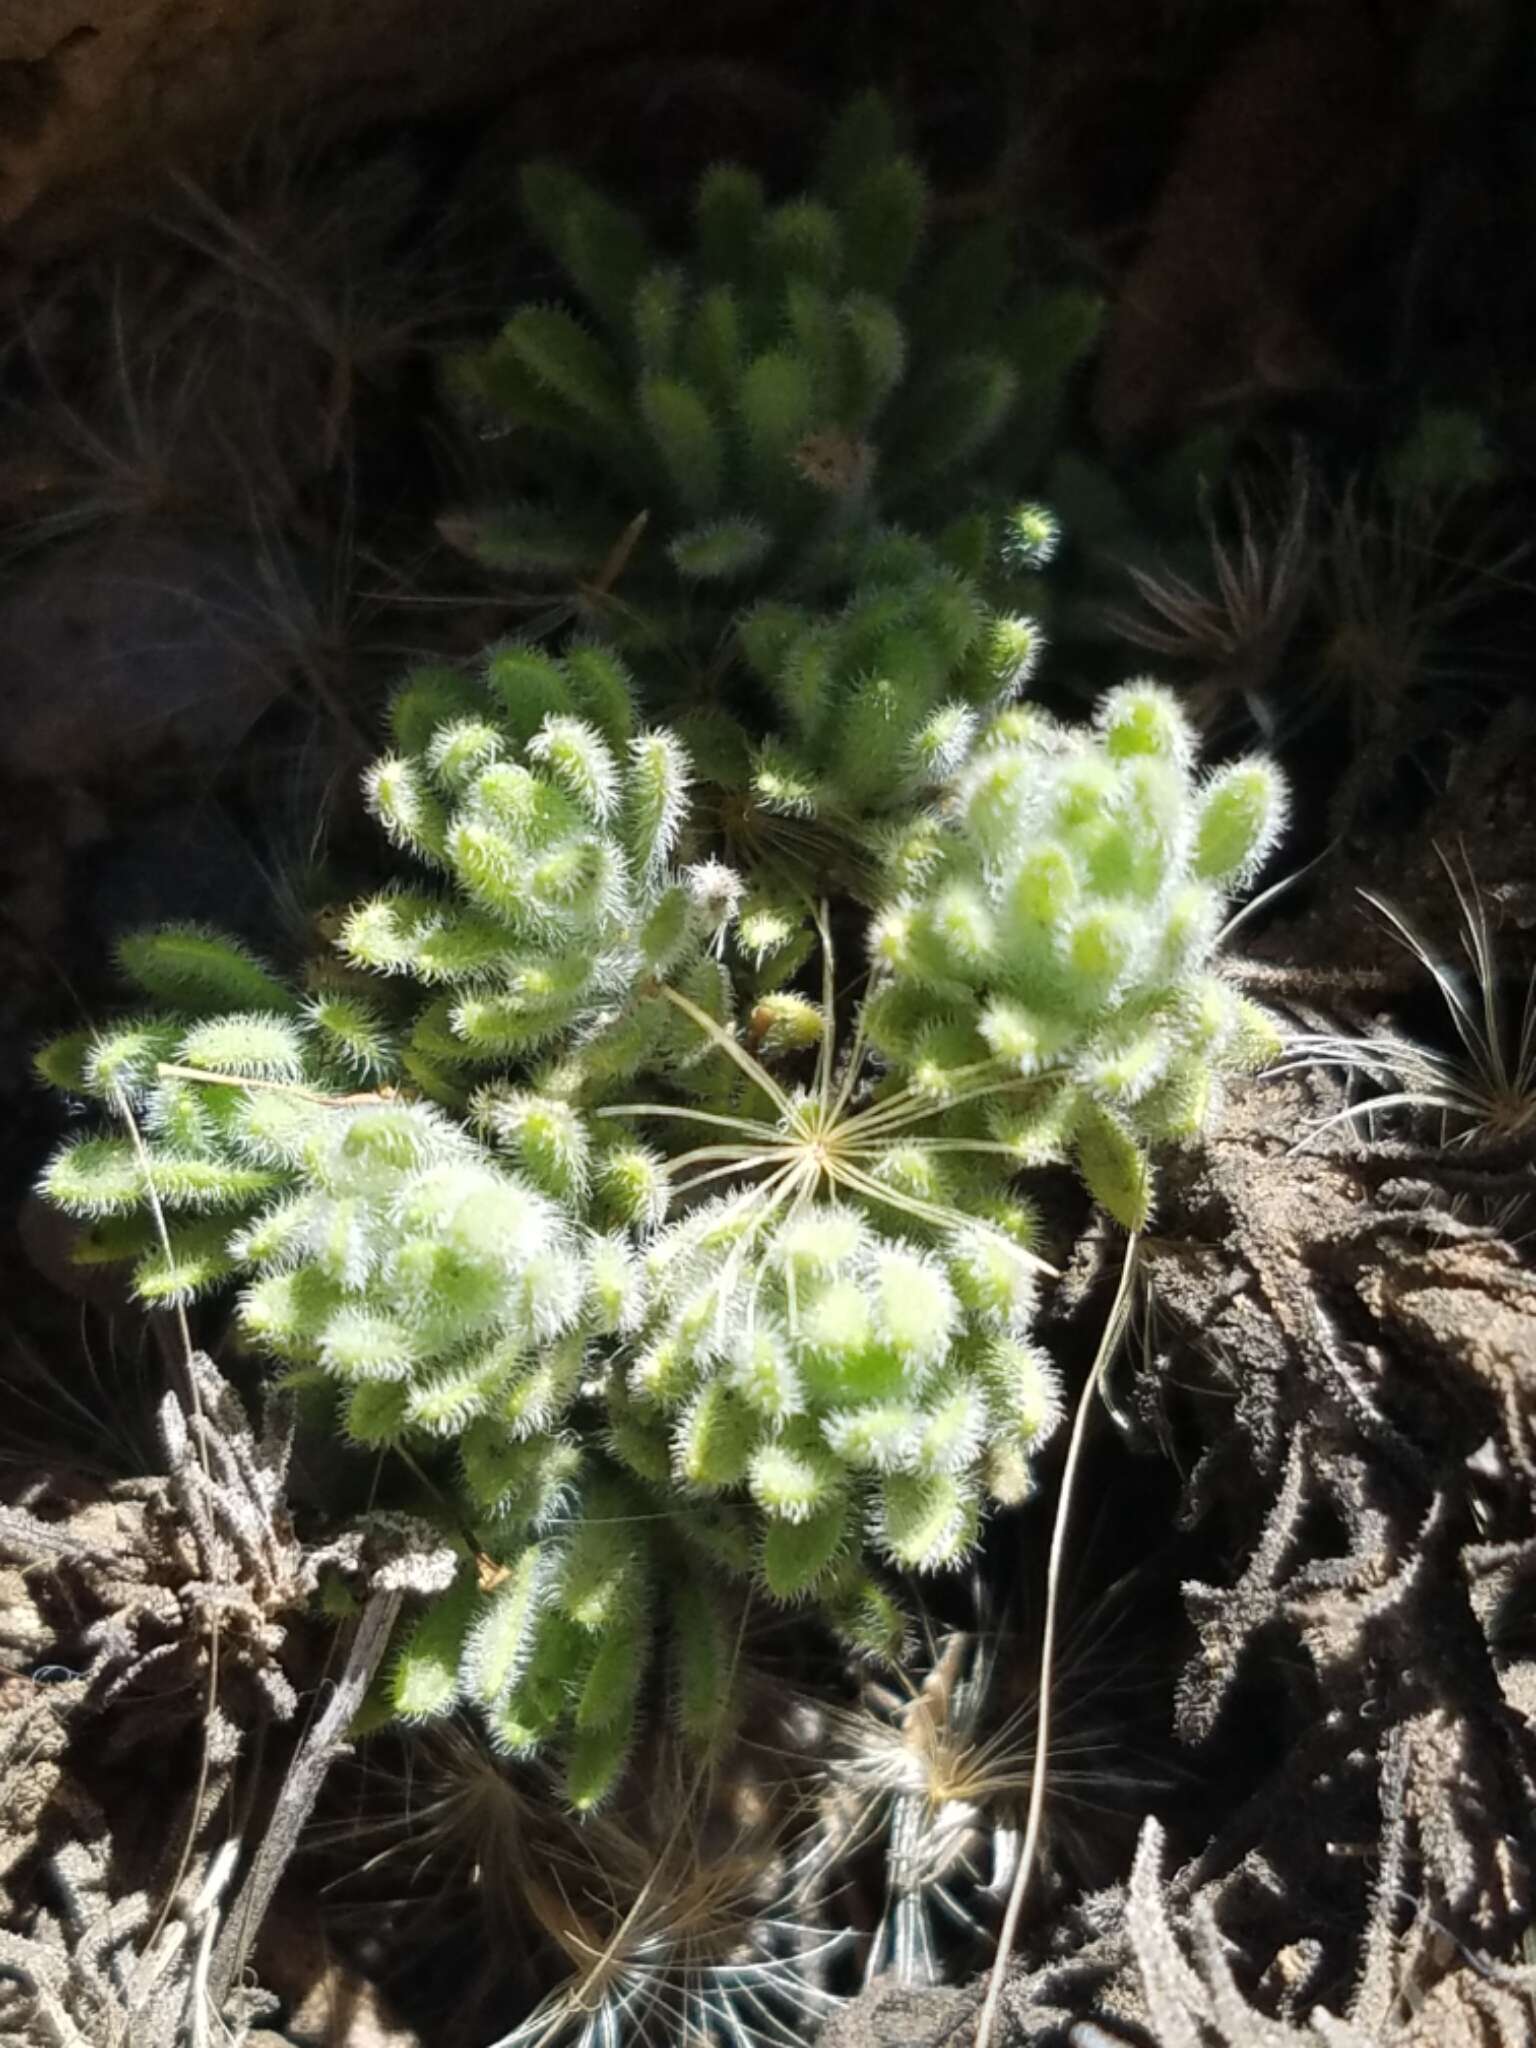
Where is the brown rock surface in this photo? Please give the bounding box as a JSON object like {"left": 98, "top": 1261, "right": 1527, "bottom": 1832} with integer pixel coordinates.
{"left": 0, "top": 0, "right": 767, "bottom": 252}
{"left": 1089, "top": 2, "right": 1420, "bottom": 446}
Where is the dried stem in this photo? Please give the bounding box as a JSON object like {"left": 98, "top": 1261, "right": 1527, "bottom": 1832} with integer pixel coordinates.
{"left": 975, "top": 1230, "right": 1141, "bottom": 2048}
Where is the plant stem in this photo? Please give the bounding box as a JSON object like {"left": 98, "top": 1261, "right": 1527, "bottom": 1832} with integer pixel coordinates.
{"left": 156, "top": 1062, "right": 395, "bottom": 1108}
{"left": 974, "top": 1229, "right": 1140, "bottom": 2048}
{"left": 208, "top": 1586, "right": 404, "bottom": 2009}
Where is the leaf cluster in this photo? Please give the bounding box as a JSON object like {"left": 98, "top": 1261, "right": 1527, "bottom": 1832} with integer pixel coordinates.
{"left": 442, "top": 94, "right": 1098, "bottom": 874}
{"left": 447, "top": 93, "right": 1096, "bottom": 618}
{"left": 868, "top": 682, "right": 1287, "bottom": 1227}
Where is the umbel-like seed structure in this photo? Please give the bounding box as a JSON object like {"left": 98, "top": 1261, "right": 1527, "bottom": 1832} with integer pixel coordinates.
{"left": 36, "top": 96, "right": 1287, "bottom": 1814}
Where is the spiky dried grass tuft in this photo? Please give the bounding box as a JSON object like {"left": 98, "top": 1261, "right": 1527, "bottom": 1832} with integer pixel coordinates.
{"left": 321, "top": 1718, "right": 849, "bottom": 2048}
{"left": 1281, "top": 844, "right": 1536, "bottom": 1154}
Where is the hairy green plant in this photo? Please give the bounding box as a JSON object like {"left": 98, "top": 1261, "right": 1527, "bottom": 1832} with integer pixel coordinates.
{"left": 865, "top": 682, "right": 1286, "bottom": 1228}
{"left": 444, "top": 93, "right": 1097, "bottom": 626}
{"left": 703, "top": 512, "right": 1053, "bottom": 887}
{"left": 36, "top": 94, "right": 1286, "bottom": 1820}
{"left": 437, "top": 95, "right": 1099, "bottom": 886}
{"left": 38, "top": 676, "right": 1279, "bottom": 1807}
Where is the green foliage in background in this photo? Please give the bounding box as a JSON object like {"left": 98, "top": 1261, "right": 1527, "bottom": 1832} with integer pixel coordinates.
{"left": 441, "top": 93, "right": 1100, "bottom": 882}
